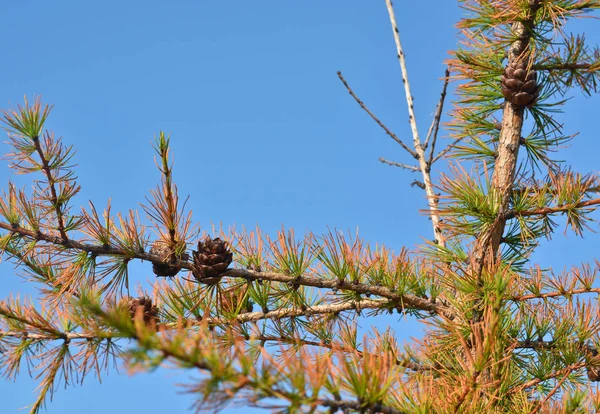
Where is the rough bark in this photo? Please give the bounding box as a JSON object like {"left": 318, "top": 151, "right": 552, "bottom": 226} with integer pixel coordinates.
{"left": 471, "top": 0, "right": 541, "bottom": 275}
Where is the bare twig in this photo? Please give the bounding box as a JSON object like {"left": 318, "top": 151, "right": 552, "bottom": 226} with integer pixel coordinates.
{"left": 425, "top": 67, "right": 451, "bottom": 166}
{"left": 337, "top": 71, "right": 417, "bottom": 158}
{"left": 224, "top": 268, "right": 454, "bottom": 319}
{"left": 379, "top": 157, "right": 419, "bottom": 171}
{"left": 432, "top": 136, "right": 465, "bottom": 164}
{"left": 385, "top": 0, "right": 445, "bottom": 247}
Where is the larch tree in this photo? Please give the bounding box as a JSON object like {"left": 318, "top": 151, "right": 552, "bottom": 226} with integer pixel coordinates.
{"left": 2, "top": 1, "right": 600, "bottom": 413}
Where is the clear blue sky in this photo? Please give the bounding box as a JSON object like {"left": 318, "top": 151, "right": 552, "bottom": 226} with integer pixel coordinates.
{"left": 1, "top": 1, "right": 598, "bottom": 413}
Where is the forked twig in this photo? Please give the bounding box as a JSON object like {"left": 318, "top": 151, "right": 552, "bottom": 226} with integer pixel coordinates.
{"left": 426, "top": 67, "right": 451, "bottom": 165}
{"left": 337, "top": 71, "right": 417, "bottom": 158}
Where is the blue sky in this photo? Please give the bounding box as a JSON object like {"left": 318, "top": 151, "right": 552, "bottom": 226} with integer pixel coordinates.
{"left": 0, "top": 1, "right": 599, "bottom": 413}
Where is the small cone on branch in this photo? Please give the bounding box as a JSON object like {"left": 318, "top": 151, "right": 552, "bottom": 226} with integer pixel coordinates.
{"left": 150, "top": 241, "right": 187, "bottom": 277}
{"left": 500, "top": 59, "right": 539, "bottom": 108}
{"left": 127, "top": 296, "right": 159, "bottom": 328}
{"left": 586, "top": 347, "right": 600, "bottom": 381}
{"left": 192, "top": 236, "right": 233, "bottom": 284}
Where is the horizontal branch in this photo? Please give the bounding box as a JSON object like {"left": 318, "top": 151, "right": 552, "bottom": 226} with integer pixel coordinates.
{"left": 224, "top": 268, "right": 454, "bottom": 319}
{"left": 319, "top": 398, "right": 405, "bottom": 414}
{"left": 138, "top": 330, "right": 405, "bottom": 413}
{"left": 533, "top": 63, "right": 598, "bottom": 72}
{"left": 231, "top": 298, "right": 399, "bottom": 324}
{"left": 0, "top": 330, "right": 122, "bottom": 341}
{"left": 1, "top": 319, "right": 427, "bottom": 374}
{"left": 0, "top": 222, "right": 158, "bottom": 262}
{"left": 379, "top": 157, "right": 419, "bottom": 172}
{"left": 516, "top": 362, "right": 587, "bottom": 392}
{"left": 504, "top": 197, "right": 600, "bottom": 220}
{"left": 510, "top": 287, "right": 600, "bottom": 302}
{"left": 255, "top": 334, "right": 425, "bottom": 372}
{"left": 515, "top": 339, "right": 597, "bottom": 354}
{"left": 0, "top": 223, "right": 454, "bottom": 319}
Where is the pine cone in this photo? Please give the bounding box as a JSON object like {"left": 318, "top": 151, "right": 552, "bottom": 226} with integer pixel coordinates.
{"left": 192, "top": 236, "right": 233, "bottom": 284}
{"left": 150, "top": 241, "right": 186, "bottom": 277}
{"left": 586, "top": 347, "right": 600, "bottom": 381}
{"left": 500, "top": 60, "right": 539, "bottom": 107}
{"left": 127, "top": 296, "right": 159, "bottom": 328}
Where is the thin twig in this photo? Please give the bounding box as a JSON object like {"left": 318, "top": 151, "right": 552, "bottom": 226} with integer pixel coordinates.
{"left": 379, "top": 157, "right": 419, "bottom": 171}
{"left": 32, "top": 135, "right": 69, "bottom": 241}
{"left": 515, "top": 339, "right": 597, "bottom": 354}
{"left": 533, "top": 63, "right": 596, "bottom": 71}
{"left": 510, "top": 286, "right": 600, "bottom": 302}
{"left": 337, "top": 71, "right": 417, "bottom": 158}
{"left": 432, "top": 136, "right": 465, "bottom": 164}
{"left": 528, "top": 368, "right": 571, "bottom": 414}
{"left": 425, "top": 67, "right": 451, "bottom": 166}
{"left": 515, "top": 362, "right": 586, "bottom": 393}
{"left": 503, "top": 197, "right": 600, "bottom": 220}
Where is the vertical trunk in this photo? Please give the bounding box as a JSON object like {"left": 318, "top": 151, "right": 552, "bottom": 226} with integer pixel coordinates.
{"left": 471, "top": 0, "right": 541, "bottom": 274}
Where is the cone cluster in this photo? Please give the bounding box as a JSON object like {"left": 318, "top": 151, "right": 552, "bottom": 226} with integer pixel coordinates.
{"left": 500, "top": 60, "right": 539, "bottom": 107}
{"left": 127, "top": 296, "right": 159, "bottom": 327}
{"left": 192, "top": 236, "right": 233, "bottom": 284}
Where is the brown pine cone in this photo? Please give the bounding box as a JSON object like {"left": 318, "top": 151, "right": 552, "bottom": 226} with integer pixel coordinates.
{"left": 192, "top": 236, "right": 233, "bottom": 284}
{"left": 150, "top": 241, "right": 185, "bottom": 277}
{"left": 127, "top": 296, "right": 159, "bottom": 328}
{"left": 586, "top": 347, "right": 600, "bottom": 381}
{"left": 500, "top": 60, "right": 539, "bottom": 108}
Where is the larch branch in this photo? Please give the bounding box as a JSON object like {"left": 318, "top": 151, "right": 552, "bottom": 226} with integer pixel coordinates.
{"left": 32, "top": 135, "right": 69, "bottom": 241}
{"left": 504, "top": 197, "right": 600, "bottom": 220}
{"left": 510, "top": 286, "right": 600, "bottom": 302}
{"left": 319, "top": 398, "right": 405, "bottom": 414}
{"left": 0, "top": 222, "right": 454, "bottom": 319}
